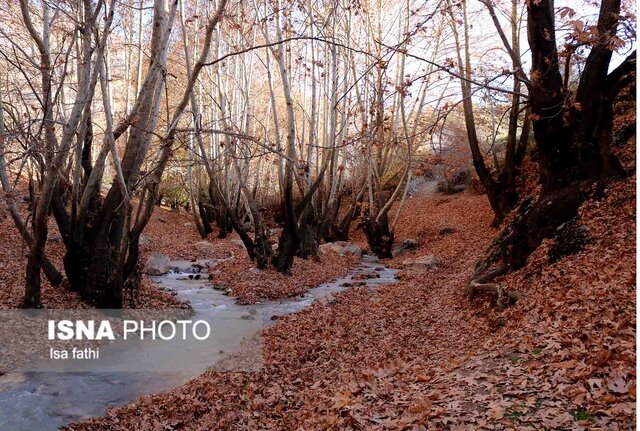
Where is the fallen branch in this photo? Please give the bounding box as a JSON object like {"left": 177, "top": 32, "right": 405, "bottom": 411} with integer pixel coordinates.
{"left": 467, "top": 280, "right": 522, "bottom": 307}
{"left": 473, "top": 265, "right": 507, "bottom": 283}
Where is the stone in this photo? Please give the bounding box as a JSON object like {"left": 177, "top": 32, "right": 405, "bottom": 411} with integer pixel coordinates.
{"left": 341, "top": 243, "right": 362, "bottom": 257}
{"left": 320, "top": 242, "right": 343, "bottom": 255}
{"left": 211, "top": 283, "right": 228, "bottom": 291}
{"left": 392, "top": 239, "right": 419, "bottom": 257}
{"left": 320, "top": 241, "right": 361, "bottom": 257}
{"left": 191, "top": 262, "right": 208, "bottom": 273}
{"left": 145, "top": 253, "right": 171, "bottom": 275}
{"left": 317, "top": 293, "right": 337, "bottom": 306}
{"left": 195, "top": 241, "right": 216, "bottom": 257}
{"left": 157, "top": 216, "right": 168, "bottom": 223}
{"left": 352, "top": 272, "right": 379, "bottom": 280}
{"left": 402, "top": 255, "right": 440, "bottom": 275}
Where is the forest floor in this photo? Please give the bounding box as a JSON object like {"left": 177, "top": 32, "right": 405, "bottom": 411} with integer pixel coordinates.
{"left": 67, "top": 163, "right": 636, "bottom": 429}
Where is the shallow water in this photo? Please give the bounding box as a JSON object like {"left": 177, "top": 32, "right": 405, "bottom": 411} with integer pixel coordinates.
{"left": 0, "top": 255, "right": 397, "bottom": 431}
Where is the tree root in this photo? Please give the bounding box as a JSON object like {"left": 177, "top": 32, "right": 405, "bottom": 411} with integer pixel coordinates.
{"left": 466, "top": 280, "right": 522, "bottom": 308}
{"left": 468, "top": 185, "right": 587, "bottom": 308}
{"left": 466, "top": 265, "right": 521, "bottom": 307}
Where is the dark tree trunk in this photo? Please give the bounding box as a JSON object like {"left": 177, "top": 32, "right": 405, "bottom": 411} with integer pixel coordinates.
{"left": 363, "top": 215, "right": 394, "bottom": 259}
{"left": 124, "top": 235, "right": 140, "bottom": 282}
{"left": 24, "top": 177, "right": 48, "bottom": 308}
{"left": 37, "top": 184, "right": 66, "bottom": 286}
{"left": 325, "top": 184, "right": 364, "bottom": 243}
{"left": 81, "top": 114, "right": 93, "bottom": 177}
{"left": 82, "top": 209, "right": 124, "bottom": 307}
{"left": 272, "top": 224, "right": 298, "bottom": 274}
{"left": 484, "top": 189, "right": 585, "bottom": 272}
{"left": 253, "top": 225, "right": 272, "bottom": 270}
{"left": 63, "top": 234, "right": 91, "bottom": 292}
{"left": 51, "top": 183, "right": 71, "bottom": 247}
{"left": 327, "top": 224, "right": 350, "bottom": 242}
{"left": 272, "top": 163, "right": 299, "bottom": 273}
{"left": 208, "top": 182, "right": 231, "bottom": 238}
{"left": 23, "top": 247, "right": 42, "bottom": 308}
{"left": 216, "top": 212, "right": 231, "bottom": 238}
{"left": 198, "top": 201, "right": 214, "bottom": 235}
{"left": 297, "top": 205, "right": 319, "bottom": 259}
{"left": 41, "top": 256, "right": 63, "bottom": 286}
{"left": 486, "top": 106, "right": 530, "bottom": 226}
{"left": 298, "top": 224, "right": 318, "bottom": 259}
{"left": 484, "top": 182, "right": 519, "bottom": 227}
{"left": 63, "top": 180, "right": 130, "bottom": 308}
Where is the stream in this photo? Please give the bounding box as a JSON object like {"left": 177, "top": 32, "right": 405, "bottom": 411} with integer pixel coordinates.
{"left": 0, "top": 255, "right": 398, "bottom": 431}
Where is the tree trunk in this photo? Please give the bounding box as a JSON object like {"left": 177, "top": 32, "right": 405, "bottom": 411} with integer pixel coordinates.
{"left": 273, "top": 223, "right": 298, "bottom": 274}
{"left": 23, "top": 243, "right": 43, "bottom": 308}
{"left": 297, "top": 205, "right": 319, "bottom": 259}
{"left": 253, "top": 225, "right": 272, "bottom": 270}
{"left": 363, "top": 215, "right": 394, "bottom": 259}
{"left": 198, "top": 201, "right": 214, "bottom": 235}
